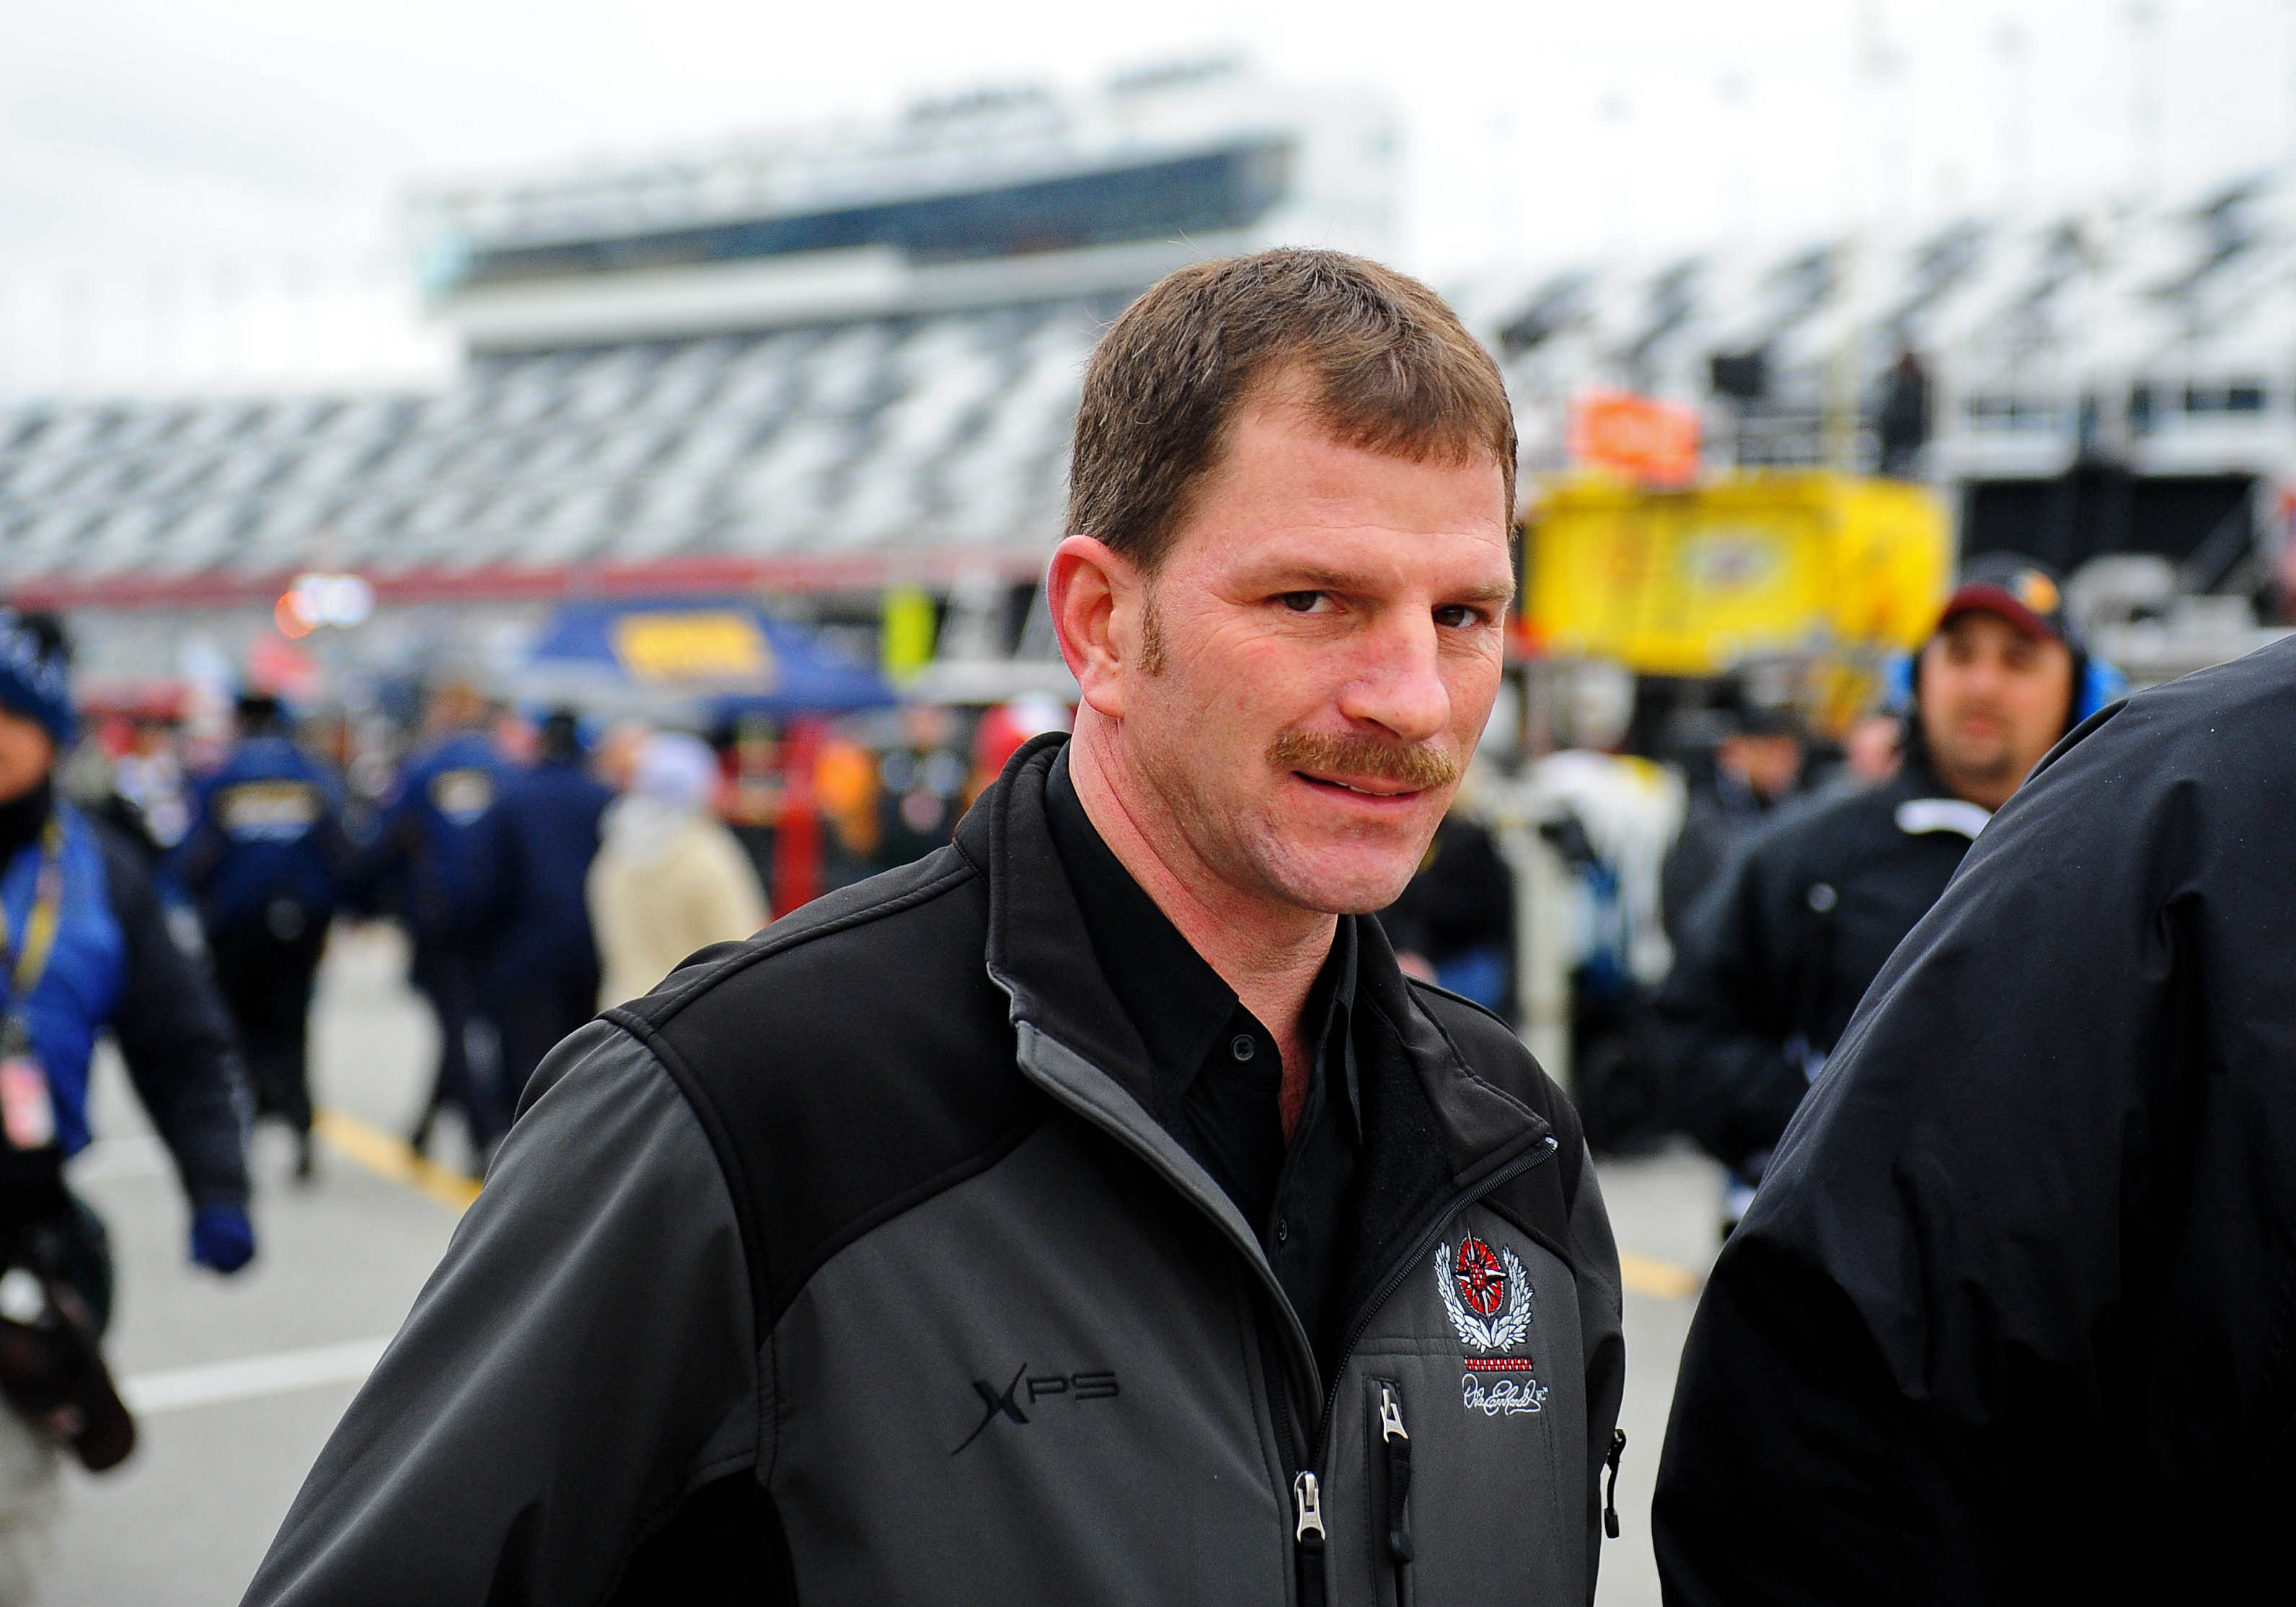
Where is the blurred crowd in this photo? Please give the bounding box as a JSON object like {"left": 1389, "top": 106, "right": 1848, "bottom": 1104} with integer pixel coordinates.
{"left": 70, "top": 675, "right": 1074, "bottom": 1180}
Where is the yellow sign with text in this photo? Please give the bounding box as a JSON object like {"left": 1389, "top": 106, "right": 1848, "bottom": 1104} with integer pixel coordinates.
{"left": 1523, "top": 470, "right": 1949, "bottom": 676}
{"left": 611, "top": 611, "right": 776, "bottom": 687}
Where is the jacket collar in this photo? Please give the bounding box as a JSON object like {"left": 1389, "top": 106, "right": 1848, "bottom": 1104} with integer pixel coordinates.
{"left": 968, "top": 736, "right": 1161, "bottom": 1116}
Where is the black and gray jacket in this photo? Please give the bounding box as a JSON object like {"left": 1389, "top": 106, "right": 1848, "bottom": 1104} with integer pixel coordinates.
{"left": 243, "top": 738, "right": 1625, "bottom": 1606}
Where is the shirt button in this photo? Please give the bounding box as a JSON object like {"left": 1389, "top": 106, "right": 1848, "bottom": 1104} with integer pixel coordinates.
{"left": 1229, "top": 1034, "right": 1255, "bottom": 1062}
{"left": 1276, "top": 1217, "right": 1290, "bottom": 1244}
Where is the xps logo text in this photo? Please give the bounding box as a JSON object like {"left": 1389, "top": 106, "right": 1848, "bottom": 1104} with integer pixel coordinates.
{"left": 952, "top": 1365, "right": 1119, "bottom": 1454}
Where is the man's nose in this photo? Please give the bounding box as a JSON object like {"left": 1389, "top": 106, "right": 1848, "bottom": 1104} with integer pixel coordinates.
{"left": 1959, "top": 655, "right": 2013, "bottom": 701}
{"left": 1336, "top": 612, "right": 1450, "bottom": 744}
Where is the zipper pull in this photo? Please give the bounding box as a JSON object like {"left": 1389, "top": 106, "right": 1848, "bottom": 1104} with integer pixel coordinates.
{"left": 1293, "top": 1469, "right": 1327, "bottom": 1607}
{"left": 1604, "top": 1428, "right": 1626, "bottom": 1539}
{"left": 1293, "top": 1469, "right": 1326, "bottom": 1543}
{"left": 1378, "top": 1381, "right": 1415, "bottom": 1564}
{"left": 1378, "top": 1381, "right": 1408, "bottom": 1443}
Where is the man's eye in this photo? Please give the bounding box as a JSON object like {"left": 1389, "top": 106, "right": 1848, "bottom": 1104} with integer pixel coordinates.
{"left": 1434, "top": 605, "right": 1485, "bottom": 629}
{"left": 1277, "top": 591, "right": 1326, "bottom": 613}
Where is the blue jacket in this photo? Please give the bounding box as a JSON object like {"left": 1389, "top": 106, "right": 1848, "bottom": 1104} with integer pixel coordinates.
{"left": 4, "top": 801, "right": 249, "bottom": 1197}
{"left": 374, "top": 732, "right": 513, "bottom": 950}
{"left": 487, "top": 759, "right": 613, "bottom": 985}
{"left": 172, "top": 735, "right": 351, "bottom": 936}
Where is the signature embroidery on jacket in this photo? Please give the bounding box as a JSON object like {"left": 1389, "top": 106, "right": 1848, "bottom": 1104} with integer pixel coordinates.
{"left": 1462, "top": 1374, "right": 1550, "bottom": 1416}
{"left": 1436, "top": 1236, "right": 1533, "bottom": 1354}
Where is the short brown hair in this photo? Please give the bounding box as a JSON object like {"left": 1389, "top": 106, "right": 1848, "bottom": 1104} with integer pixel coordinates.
{"left": 1067, "top": 248, "right": 1516, "bottom": 569}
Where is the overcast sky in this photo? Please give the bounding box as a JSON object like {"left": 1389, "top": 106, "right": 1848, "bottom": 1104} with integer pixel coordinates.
{"left": 3, "top": 0, "right": 2293, "bottom": 389}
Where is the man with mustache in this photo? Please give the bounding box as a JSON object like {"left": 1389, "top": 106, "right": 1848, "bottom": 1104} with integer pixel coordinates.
{"left": 243, "top": 250, "right": 1624, "bottom": 1606}
{"left": 1654, "top": 554, "right": 2106, "bottom": 1236}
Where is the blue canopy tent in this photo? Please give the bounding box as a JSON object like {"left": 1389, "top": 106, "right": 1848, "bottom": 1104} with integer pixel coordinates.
{"left": 521, "top": 599, "right": 897, "bottom": 718}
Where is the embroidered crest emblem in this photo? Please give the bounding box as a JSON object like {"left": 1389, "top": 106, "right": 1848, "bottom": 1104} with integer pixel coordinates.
{"left": 1436, "top": 1236, "right": 1533, "bottom": 1353}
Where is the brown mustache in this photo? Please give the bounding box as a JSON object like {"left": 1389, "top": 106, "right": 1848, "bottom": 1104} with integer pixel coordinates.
{"left": 1268, "top": 729, "right": 1460, "bottom": 793}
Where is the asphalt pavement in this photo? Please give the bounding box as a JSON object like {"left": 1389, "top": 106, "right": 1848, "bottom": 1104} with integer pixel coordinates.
{"left": 28, "top": 925, "right": 1720, "bottom": 1607}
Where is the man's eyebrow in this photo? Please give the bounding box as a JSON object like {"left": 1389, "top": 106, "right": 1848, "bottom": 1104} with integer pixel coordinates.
{"left": 1252, "top": 565, "right": 1367, "bottom": 592}
{"left": 1250, "top": 566, "right": 1516, "bottom": 603}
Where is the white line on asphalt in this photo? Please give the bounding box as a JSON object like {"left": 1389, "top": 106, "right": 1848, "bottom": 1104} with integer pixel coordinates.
{"left": 121, "top": 1336, "right": 390, "bottom": 1416}
{"left": 67, "top": 1134, "right": 172, "bottom": 1184}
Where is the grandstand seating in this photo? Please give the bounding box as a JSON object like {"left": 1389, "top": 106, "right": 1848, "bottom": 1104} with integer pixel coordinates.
{"left": 0, "top": 299, "right": 1103, "bottom": 589}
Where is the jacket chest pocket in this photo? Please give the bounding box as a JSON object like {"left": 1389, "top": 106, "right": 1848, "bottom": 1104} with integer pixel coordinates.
{"left": 1330, "top": 1222, "right": 1586, "bottom": 1607}
{"left": 1341, "top": 1355, "right": 1571, "bottom": 1607}
{"left": 1362, "top": 1376, "right": 1416, "bottom": 1607}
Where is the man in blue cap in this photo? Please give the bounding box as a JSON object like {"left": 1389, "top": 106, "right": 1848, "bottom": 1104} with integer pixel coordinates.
{"left": 172, "top": 692, "right": 354, "bottom": 1180}
{"left": 0, "top": 610, "right": 255, "bottom": 1486}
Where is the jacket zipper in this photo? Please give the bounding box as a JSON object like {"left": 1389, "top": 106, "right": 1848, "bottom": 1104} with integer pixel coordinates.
{"left": 1377, "top": 1378, "right": 1414, "bottom": 1604}
{"left": 1289, "top": 1132, "right": 1560, "bottom": 1605}
{"left": 1292, "top": 1470, "right": 1327, "bottom": 1607}
{"left": 1603, "top": 1427, "right": 1627, "bottom": 1539}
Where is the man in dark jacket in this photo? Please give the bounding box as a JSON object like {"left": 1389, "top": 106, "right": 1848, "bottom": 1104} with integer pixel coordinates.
{"left": 1657, "top": 699, "right": 1803, "bottom": 945}
{"left": 370, "top": 684, "right": 513, "bottom": 1165}
{"left": 1379, "top": 806, "right": 1515, "bottom": 1015}
{"left": 485, "top": 709, "right": 611, "bottom": 1105}
{"left": 1656, "top": 633, "right": 2295, "bottom": 1603}
{"left": 172, "top": 693, "right": 353, "bottom": 1179}
{"left": 1655, "top": 554, "right": 2101, "bottom": 1232}
{"left": 243, "top": 250, "right": 1624, "bottom": 1606}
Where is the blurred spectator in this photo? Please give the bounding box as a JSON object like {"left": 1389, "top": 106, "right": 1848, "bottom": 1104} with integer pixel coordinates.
{"left": 1378, "top": 806, "right": 1514, "bottom": 1016}
{"left": 491, "top": 705, "right": 539, "bottom": 768}
{"left": 171, "top": 694, "right": 355, "bottom": 1179}
{"left": 813, "top": 732, "right": 882, "bottom": 889}
{"left": 588, "top": 733, "right": 768, "bottom": 1008}
{"left": 1840, "top": 710, "right": 1903, "bottom": 784}
{"left": 875, "top": 705, "right": 967, "bottom": 866}
{"left": 1516, "top": 744, "right": 1683, "bottom": 1155}
{"left": 369, "top": 682, "right": 514, "bottom": 1169}
{"left": 486, "top": 710, "right": 612, "bottom": 1108}
{"left": 97, "top": 718, "right": 190, "bottom": 861}
{"left": 0, "top": 611, "right": 254, "bottom": 1549}
{"left": 1659, "top": 703, "right": 1805, "bottom": 943}
{"left": 591, "top": 719, "right": 652, "bottom": 793}
{"left": 968, "top": 694, "right": 1073, "bottom": 801}
{"left": 1876, "top": 346, "right": 1932, "bottom": 480}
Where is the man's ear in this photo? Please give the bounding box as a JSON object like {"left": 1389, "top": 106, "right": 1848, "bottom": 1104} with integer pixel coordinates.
{"left": 1048, "top": 535, "right": 1142, "bottom": 721}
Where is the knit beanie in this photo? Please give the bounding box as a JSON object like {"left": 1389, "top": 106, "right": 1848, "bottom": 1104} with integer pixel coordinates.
{"left": 0, "top": 611, "right": 76, "bottom": 749}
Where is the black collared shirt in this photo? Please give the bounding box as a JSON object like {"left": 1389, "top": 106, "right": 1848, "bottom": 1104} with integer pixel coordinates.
{"left": 1044, "top": 750, "right": 1361, "bottom": 1377}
